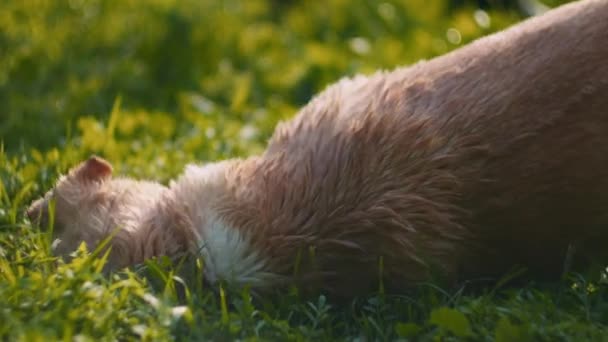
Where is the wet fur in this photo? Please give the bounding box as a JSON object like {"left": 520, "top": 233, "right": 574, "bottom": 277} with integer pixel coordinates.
{"left": 27, "top": 158, "right": 197, "bottom": 270}
{"left": 28, "top": 0, "right": 608, "bottom": 298}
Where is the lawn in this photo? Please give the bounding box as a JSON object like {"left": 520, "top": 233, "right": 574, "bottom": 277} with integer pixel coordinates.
{"left": 1, "top": 0, "right": 607, "bottom": 340}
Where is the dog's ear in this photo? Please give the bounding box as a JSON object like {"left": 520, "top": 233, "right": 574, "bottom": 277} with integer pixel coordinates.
{"left": 72, "top": 156, "right": 113, "bottom": 182}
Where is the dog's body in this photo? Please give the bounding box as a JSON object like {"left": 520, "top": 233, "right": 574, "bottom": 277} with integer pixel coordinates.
{"left": 28, "top": 0, "right": 608, "bottom": 298}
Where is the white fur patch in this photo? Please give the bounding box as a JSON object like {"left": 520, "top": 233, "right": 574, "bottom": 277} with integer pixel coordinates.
{"left": 197, "top": 214, "right": 272, "bottom": 287}
{"left": 173, "top": 161, "right": 275, "bottom": 288}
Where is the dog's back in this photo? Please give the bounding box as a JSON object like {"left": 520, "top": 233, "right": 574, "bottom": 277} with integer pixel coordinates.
{"left": 258, "top": 0, "right": 608, "bottom": 291}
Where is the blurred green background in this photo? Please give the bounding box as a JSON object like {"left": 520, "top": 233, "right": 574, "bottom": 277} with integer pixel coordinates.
{"left": 1, "top": 0, "right": 570, "bottom": 156}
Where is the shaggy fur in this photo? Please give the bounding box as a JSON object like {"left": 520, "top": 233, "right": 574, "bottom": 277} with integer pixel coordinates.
{"left": 26, "top": 157, "right": 197, "bottom": 269}
{"left": 28, "top": 0, "right": 608, "bottom": 298}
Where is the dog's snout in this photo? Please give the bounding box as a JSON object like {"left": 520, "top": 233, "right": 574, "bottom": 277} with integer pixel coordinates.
{"left": 25, "top": 198, "right": 43, "bottom": 224}
{"left": 26, "top": 207, "right": 36, "bottom": 222}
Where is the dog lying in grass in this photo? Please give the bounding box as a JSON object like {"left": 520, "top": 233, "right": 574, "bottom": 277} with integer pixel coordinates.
{"left": 27, "top": 0, "right": 608, "bottom": 298}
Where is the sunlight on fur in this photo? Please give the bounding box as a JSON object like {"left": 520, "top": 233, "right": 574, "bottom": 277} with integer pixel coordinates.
{"left": 27, "top": 0, "right": 608, "bottom": 298}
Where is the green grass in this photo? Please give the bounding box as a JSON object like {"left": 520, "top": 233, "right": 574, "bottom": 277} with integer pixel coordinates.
{"left": 2, "top": 0, "right": 607, "bottom": 340}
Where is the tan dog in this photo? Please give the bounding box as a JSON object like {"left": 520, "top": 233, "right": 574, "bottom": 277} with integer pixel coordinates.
{"left": 26, "top": 157, "right": 196, "bottom": 270}
{"left": 28, "top": 0, "right": 608, "bottom": 297}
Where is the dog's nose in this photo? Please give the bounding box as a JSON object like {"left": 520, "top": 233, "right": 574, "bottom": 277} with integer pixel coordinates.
{"left": 26, "top": 197, "right": 44, "bottom": 223}
{"left": 26, "top": 207, "right": 34, "bottom": 220}
{"left": 26, "top": 206, "right": 38, "bottom": 223}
